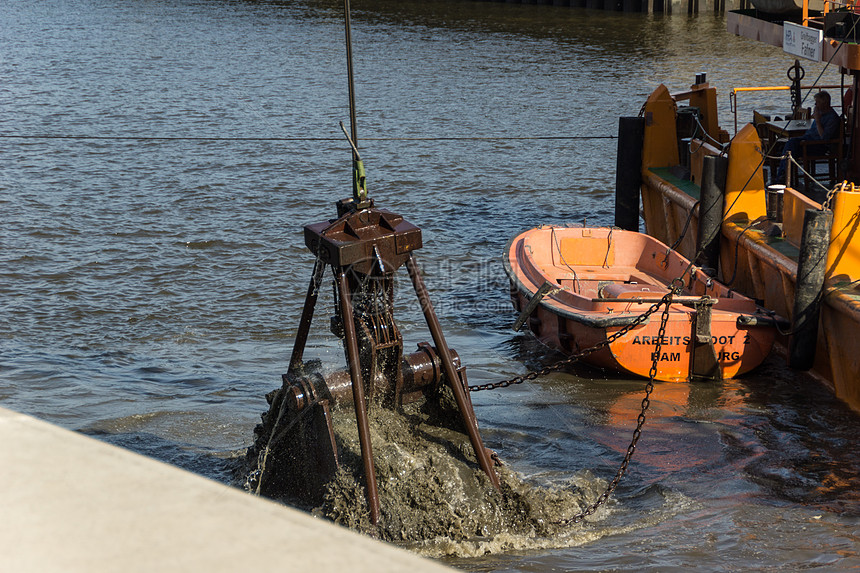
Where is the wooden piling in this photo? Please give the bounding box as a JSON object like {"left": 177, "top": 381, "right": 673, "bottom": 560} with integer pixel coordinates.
{"left": 695, "top": 155, "right": 728, "bottom": 273}
{"left": 789, "top": 208, "right": 833, "bottom": 370}
{"left": 615, "top": 116, "right": 645, "bottom": 232}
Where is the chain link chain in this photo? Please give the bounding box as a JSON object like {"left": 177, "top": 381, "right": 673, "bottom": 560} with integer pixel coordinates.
{"left": 552, "top": 293, "right": 673, "bottom": 525}
{"left": 468, "top": 284, "right": 681, "bottom": 393}
{"left": 821, "top": 181, "right": 845, "bottom": 212}
{"left": 470, "top": 283, "right": 681, "bottom": 526}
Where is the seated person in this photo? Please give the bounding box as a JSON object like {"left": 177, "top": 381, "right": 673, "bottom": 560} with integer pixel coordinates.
{"left": 774, "top": 90, "right": 841, "bottom": 183}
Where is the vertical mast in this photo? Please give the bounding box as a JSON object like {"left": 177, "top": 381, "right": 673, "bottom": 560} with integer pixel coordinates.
{"left": 343, "top": 0, "right": 366, "bottom": 204}
{"left": 343, "top": 0, "right": 358, "bottom": 148}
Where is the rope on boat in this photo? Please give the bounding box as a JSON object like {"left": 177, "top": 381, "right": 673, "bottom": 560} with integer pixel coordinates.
{"left": 691, "top": 115, "right": 729, "bottom": 152}
{"left": 691, "top": 26, "right": 855, "bottom": 252}
{"left": 668, "top": 200, "right": 700, "bottom": 253}
{"left": 758, "top": 149, "right": 835, "bottom": 195}
{"left": 551, "top": 226, "right": 582, "bottom": 292}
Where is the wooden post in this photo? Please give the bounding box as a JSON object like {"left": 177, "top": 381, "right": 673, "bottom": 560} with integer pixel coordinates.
{"left": 615, "top": 117, "right": 645, "bottom": 232}
{"left": 789, "top": 208, "right": 833, "bottom": 370}
{"left": 695, "top": 155, "right": 728, "bottom": 273}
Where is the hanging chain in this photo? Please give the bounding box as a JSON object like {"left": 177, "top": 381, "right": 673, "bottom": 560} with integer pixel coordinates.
{"left": 552, "top": 291, "right": 675, "bottom": 526}
{"left": 822, "top": 181, "right": 846, "bottom": 212}
{"left": 468, "top": 280, "right": 683, "bottom": 393}
{"left": 467, "top": 280, "right": 683, "bottom": 525}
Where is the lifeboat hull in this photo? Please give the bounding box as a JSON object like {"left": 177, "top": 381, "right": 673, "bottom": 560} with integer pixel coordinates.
{"left": 504, "top": 226, "right": 777, "bottom": 382}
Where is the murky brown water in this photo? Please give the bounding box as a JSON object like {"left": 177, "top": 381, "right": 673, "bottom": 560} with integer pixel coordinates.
{"left": 2, "top": 0, "right": 859, "bottom": 570}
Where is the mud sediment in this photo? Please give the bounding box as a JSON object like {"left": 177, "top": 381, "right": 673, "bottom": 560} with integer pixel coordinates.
{"left": 311, "top": 387, "right": 604, "bottom": 548}
{"left": 242, "top": 380, "right": 694, "bottom": 558}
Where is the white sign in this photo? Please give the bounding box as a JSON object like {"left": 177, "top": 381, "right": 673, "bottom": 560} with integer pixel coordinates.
{"left": 783, "top": 21, "right": 822, "bottom": 62}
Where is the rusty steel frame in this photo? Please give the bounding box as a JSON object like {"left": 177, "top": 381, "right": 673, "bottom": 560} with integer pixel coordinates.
{"left": 269, "top": 203, "right": 499, "bottom": 526}
{"left": 406, "top": 254, "right": 500, "bottom": 489}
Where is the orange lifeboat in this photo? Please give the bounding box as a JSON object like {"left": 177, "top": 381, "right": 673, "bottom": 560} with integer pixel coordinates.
{"left": 504, "top": 226, "right": 779, "bottom": 382}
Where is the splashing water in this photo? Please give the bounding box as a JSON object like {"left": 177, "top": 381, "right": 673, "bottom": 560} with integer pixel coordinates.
{"left": 242, "top": 385, "right": 692, "bottom": 558}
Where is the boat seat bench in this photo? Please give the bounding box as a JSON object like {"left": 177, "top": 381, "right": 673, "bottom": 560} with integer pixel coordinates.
{"left": 599, "top": 283, "right": 668, "bottom": 299}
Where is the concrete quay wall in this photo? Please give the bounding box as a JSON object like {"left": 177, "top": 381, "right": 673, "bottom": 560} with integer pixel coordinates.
{"left": 0, "top": 406, "right": 453, "bottom": 573}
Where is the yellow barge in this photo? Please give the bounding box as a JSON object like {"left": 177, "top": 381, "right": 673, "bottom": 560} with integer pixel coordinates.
{"left": 629, "top": 6, "right": 860, "bottom": 412}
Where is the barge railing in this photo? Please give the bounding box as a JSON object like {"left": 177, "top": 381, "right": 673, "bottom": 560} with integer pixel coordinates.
{"left": 730, "top": 85, "right": 842, "bottom": 135}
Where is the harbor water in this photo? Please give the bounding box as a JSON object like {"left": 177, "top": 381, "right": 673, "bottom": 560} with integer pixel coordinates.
{"left": 3, "top": 0, "right": 859, "bottom": 569}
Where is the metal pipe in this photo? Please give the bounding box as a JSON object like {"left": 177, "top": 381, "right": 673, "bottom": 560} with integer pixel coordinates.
{"left": 336, "top": 270, "right": 381, "bottom": 523}
{"left": 405, "top": 254, "right": 500, "bottom": 490}
{"left": 298, "top": 345, "right": 462, "bottom": 410}
{"left": 343, "top": 0, "right": 358, "bottom": 152}
{"left": 593, "top": 296, "right": 717, "bottom": 304}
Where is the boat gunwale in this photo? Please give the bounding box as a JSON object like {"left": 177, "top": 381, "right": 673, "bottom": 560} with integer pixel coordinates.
{"left": 505, "top": 227, "right": 763, "bottom": 328}
{"left": 724, "top": 218, "right": 860, "bottom": 309}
